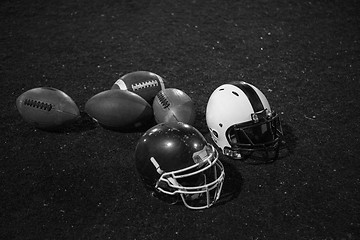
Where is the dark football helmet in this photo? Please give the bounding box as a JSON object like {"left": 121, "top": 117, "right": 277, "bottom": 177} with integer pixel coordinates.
{"left": 134, "top": 122, "right": 225, "bottom": 210}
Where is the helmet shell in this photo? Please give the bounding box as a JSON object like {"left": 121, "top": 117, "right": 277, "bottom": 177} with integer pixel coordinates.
{"left": 135, "top": 122, "right": 208, "bottom": 187}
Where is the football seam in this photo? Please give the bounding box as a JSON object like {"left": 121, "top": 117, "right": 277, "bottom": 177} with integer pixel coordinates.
{"left": 131, "top": 80, "right": 159, "bottom": 91}
{"left": 23, "top": 99, "right": 53, "bottom": 111}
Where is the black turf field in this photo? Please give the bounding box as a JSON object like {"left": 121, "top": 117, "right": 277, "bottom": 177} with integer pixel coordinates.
{"left": 1, "top": 0, "right": 359, "bottom": 239}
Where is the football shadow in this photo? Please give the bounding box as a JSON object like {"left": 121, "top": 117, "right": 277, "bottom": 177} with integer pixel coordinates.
{"left": 42, "top": 112, "right": 158, "bottom": 134}
{"left": 99, "top": 118, "right": 156, "bottom": 133}
{"left": 39, "top": 111, "right": 98, "bottom": 133}
{"left": 71, "top": 111, "right": 99, "bottom": 132}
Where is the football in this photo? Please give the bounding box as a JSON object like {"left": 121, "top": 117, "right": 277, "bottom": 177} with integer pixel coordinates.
{"left": 153, "top": 88, "right": 196, "bottom": 125}
{"left": 85, "top": 89, "right": 153, "bottom": 130}
{"left": 111, "top": 71, "right": 165, "bottom": 104}
{"left": 16, "top": 87, "right": 80, "bottom": 130}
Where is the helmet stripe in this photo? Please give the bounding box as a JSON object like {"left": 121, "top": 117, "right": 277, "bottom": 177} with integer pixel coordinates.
{"left": 231, "top": 81, "right": 264, "bottom": 112}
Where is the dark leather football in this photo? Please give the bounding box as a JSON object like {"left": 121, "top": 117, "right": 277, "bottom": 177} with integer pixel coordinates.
{"left": 16, "top": 87, "right": 80, "bottom": 130}
{"left": 152, "top": 88, "right": 196, "bottom": 126}
{"left": 85, "top": 89, "right": 153, "bottom": 130}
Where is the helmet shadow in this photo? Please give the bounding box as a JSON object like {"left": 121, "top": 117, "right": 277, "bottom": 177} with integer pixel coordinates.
{"left": 214, "top": 159, "right": 243, "bottom": 207}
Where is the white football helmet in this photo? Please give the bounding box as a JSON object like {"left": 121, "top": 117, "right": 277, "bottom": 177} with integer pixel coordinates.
{"left": 206, "top": 81, "right": 283, "bottom": 162}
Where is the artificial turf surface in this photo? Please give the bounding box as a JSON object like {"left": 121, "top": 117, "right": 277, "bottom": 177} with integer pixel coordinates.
{"left": 1, "top": 0, "right": 359, "bottom": 239}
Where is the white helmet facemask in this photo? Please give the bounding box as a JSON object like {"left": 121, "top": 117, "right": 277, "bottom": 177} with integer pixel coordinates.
{"left": 153, "top": 145, "right": 225, "bottom": 210}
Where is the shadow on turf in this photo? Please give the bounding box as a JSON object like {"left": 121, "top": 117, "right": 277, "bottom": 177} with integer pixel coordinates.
{"left": 203, "top": 121, "right": 298, "bottom": 165}
{"left": 38, "top": 111, "right": 98, "bottom": 133}
{"left": 99, "top": 119, "right": 156, "bottom": 133}
{"left": 212, "top": 123, "right": 297, "bottom": 207}
{"left": 153, "top": 122, "right": 298, "bottom": 209}
{"left": 144, "top": 159, "right": 243, "bottom": 209}
{"left": 39, "top": 112, "right": 158, "bottom": 134}
{"left": 215, "top": 159, "right": 243, "bottom": 207}
{"left": 281, "top": 122, "right": 298, "bottom": 156}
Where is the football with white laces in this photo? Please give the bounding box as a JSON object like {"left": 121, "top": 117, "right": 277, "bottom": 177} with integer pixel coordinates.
{"left": 111, "top": 71, "right": 165, "bottom": 104}
{"left": 152, "top": 88, "right": 196, "bottom": 126}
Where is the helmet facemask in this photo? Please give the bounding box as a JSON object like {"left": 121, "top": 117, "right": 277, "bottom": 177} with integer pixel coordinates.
{"left": 153, "top": 145, "right": 225, "bottom": 210}
{"left": 224, "top": 109, "right": 283, "bottom": 163}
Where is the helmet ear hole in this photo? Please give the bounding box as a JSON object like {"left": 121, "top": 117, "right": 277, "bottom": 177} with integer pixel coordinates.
{"left": 211, "top": 129, "right": 219, "bottom": 138}
{"left": 219, "top": 123, "right": 223, "bottom": 127}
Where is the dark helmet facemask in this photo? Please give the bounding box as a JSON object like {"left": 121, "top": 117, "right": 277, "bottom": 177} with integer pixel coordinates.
{"left": 225, "top": 109, "right": 283, "bottom": 162}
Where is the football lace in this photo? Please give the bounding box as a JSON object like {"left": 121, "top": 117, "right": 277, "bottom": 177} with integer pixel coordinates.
{"left": 24, "top": 99, "right": 53, "bottom": 111}
{"left": 157, "top": 92, "right": 170, "bottom": 108}
{"left": 131, "top": 80, "right": 159, "bottom": 91}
